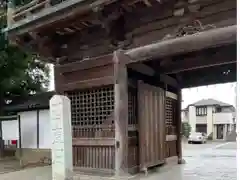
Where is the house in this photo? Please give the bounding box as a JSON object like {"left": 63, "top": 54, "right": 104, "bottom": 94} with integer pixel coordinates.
{"left": 2, "top": 91, "right": 55, "bottom": 165}
{"left": 182, "top": 99, "right": 235, "bottom": 140}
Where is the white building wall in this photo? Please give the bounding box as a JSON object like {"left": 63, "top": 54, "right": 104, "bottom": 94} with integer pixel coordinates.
{"left": 39, "top": 110, "right": 51, "bottom": 149}
{"left": 213, "top": 112, "right": 234, "bottom": 124}
{"left": 14, "top": 109, "right": 52, "bottom": 149}
{"left": 206, "top": 106, "right": 214, "bottom": 136}
{"left": 19, "top": 111, "right": 38, "bottom": 148}
{"left": 189, "top": 105, "right": 196, "bottom": 132}
{"left": 2, "top": 120, "right": 19, "bottom": 140}
{"left": 196, "top": 116, "right": 207, "bottom": 124}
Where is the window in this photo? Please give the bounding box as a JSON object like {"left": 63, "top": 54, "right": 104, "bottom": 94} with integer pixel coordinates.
{"left": 216, "top": 107, "right": 222, "bottom": 112}
{"left": 196, "top": 106, "right": 207, "bottom": 116}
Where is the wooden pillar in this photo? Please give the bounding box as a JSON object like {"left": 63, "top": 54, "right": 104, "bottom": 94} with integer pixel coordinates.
{"left": 176, "top": 83, "right": 184, "bottom": 164}
{"left": 113, "top": 50, "right": 129, "bottom": 177}
{"left": 54, "top": 64, "right": 64, "bottom": 95}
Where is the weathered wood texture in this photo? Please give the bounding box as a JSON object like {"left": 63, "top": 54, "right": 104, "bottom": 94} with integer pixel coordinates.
{"left": 72, "top": 145, "right": 115, "bottom": 170}
{"left": 165, "top": 141, "right": 177, "bottom": 158}
{"left": 125, "top": 25, "right": 236, "bottom": 64}
{"left": 63, "top": 0, "right": 236, "bottom": 60}
{"left": 165, "top": 97, "right": 177, "bottom": 135}
{"left": 165, "top": 92, "right": 178, "bottom": 158}
{"left": 138, "top": 81, "right": 165, "bottom": 171}
{"left": 127, "top": 85, "right": 139, "bottom": 173}
{"left": 113, "top": 51, "right": 129, "bottom": 176}
{"left": 176, "top": 87, "right": 182, "bottom": 162}
{"left": 8, "top": 0, "right": 236, "bottom": 62}
{"left": 55, "top": 54, "right": 114, "bottom": 92}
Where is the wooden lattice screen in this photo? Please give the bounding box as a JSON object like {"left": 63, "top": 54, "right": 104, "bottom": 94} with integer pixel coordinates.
{"left": 67, "top": 85, "right": 114, "bottom": 138}
{"left": 165, "top": 97, "right": 177, "bottom": 135}
{"left": 66, "top": 85, "right": 115, "bottom": 171}
{"left": 165, "top": 96, "right": 178, "bottom": 158}
{"left": 66, "top": 85, "right": 139, "bottom": 172}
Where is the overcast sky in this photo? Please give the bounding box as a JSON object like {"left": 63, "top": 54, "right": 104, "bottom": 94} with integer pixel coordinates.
{"left": 49, "top": 65, "right": 236, "bottom": 109}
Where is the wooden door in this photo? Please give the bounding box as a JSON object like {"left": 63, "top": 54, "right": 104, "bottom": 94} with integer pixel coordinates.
{"left": 138, "top": 81, "right": 165, "bottom": 171}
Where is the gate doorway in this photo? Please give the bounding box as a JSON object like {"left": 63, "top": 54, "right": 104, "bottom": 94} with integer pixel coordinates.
{"left": 138, "top": 81, "right": 165, "bottom": 171}
{"left": 216, "top": 124, "right": 224, "bottom": 139}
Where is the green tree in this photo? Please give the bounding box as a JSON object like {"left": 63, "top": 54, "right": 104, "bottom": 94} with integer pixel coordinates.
{"left": 0, "top": 7, "right": 50, "bottom": 114}
{"left": 182, "top": 122, "right": 191, "bottom": 138}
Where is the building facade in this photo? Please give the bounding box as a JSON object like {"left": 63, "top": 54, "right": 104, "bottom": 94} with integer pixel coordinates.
{"left": 182, "top": 99, "right": 235, "bottom": 140}
{"left": 2, "top": 91, "right": 55, "bottom": 165}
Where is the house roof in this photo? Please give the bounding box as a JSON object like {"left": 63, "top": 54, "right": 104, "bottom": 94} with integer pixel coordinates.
{"left": 190, "top": 98, "right": 232, "bottom": 107}
{"left": 5, "top": 91, "right": 55, "bottom": 112}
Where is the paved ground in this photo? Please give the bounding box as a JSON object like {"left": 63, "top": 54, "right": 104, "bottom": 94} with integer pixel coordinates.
{"left": 0, "top": 141, "right": 236, "bottom": 180}
{"left": 141, "top": 141, "right": 236, "bottom": 180}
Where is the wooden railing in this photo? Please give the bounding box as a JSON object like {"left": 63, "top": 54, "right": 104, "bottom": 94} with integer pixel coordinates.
{"left": 8, "top": 0, "right": 70, "bottom": 24}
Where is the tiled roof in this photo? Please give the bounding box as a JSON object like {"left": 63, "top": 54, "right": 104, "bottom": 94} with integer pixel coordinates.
{"left": 190, "top": 98, "right": 232, "bottom": 107}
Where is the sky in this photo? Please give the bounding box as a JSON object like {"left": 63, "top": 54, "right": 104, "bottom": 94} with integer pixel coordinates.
{"left": 48, "top": 65, "right": 236, "bottom": 109}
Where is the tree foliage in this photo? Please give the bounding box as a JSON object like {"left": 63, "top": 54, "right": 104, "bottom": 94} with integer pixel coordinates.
{"left": 0, "top": 5, "right": 50, "bottom": 113}
{"left": 182, "top": 122, "right": 191, "bottom": 138}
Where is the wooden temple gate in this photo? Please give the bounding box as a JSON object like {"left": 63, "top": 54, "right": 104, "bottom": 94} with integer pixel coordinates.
{"left": 54, "top": 52, "right": 180, "bottom": 174}
{"left": 5, "top": 0, "right": 236, "bottom": 176}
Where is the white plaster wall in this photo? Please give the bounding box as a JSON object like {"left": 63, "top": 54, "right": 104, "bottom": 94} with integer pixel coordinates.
{"left": 19, "top": 111, "right": 37, "bottom": 148}
{"left": 206, "top": 106, "right": 214, "bottom": 136}
{"left": 196, "top": 116, "right": 207, "bottom": 124}
{"left": 39, "top": 110, "right": 51, "bottom": 149}
{"left": 189, "top": 106, "right": 196, "bottom": 132}
{"left": 213, "top": 112, "right": 234, "bottom": 124}
{"left": 2, "top": 120, "right": 19, "bottom": 140}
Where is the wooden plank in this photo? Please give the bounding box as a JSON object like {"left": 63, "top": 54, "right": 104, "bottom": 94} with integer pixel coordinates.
{"left": 113, "top": 50, "right": 129, "bottom": 176}
{"left": 60, "top": 76, "right": 114, "bottom": 91}
{"left": 7, "top": 0, "right": 117, "bottom": 34}
{"left": 176, "top": 84, "right": 183, "bottom": 163}
{"left": 138, "top": 81, "right": 165, "bottom": 171}
{"left": 128, "top": 63, "right": 178, "bottom": 87}
{"left": 124, "top": 25, "right": 236, "bottom": 64}
{"left": 63, "top": 64, "right": 114, "bottom": 84}
{"left": 163, "top": 45, "right": 236, "bottom": 74}
{"left": 72, "top": 138, "right": 115, "bottom": 146}
{"left": 59, "top": 54, "right": 113, "bottom": 73}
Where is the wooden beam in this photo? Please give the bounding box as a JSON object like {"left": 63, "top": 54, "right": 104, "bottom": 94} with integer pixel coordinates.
{"left": 72, "top": 138, "right": 115, "bottom": 146}
{"left": 59, "top": 76, "right": 114, "bottom": 91}
{"left": 113, "top": 50, "right": 129, "bottom": 177}
{"left": 181, "top": 63, "right": 236, "bottom": 88}
{"left": 124, "top": 25, "right": 236, "bottom": 64}
{"left": 162, "top": 44, "right": 236, "bottom": 74}
{"left": 59, "top": 54, "right": 113, "bottom": 73}
{"left": 128, "top": 63, "right": 154, "bottom": 76}
{"left": 6, "top": 0, "right": 118, "bottom": 35}
{"left": 159, "top": 74, "right": 178, "bottom": 88}
{"left": 128, "top": 63, "right": 178, "bottom": 87}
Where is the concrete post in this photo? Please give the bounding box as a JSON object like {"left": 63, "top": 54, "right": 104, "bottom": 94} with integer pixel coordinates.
{"left": 50, "top": 95, "right": 73, "bottom": 180}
